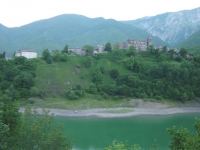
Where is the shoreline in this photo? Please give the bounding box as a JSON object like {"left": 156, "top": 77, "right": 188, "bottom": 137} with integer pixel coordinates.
{"left": 19, "top": 107, "right": 200, "bottom": 118}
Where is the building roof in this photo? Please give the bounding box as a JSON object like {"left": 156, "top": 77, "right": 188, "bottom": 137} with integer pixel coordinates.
{"left": 127, "top": 39, "right": 146, "bottom": 43}
{"left": 16, "top": 50, "right": 37, "bottom": 53}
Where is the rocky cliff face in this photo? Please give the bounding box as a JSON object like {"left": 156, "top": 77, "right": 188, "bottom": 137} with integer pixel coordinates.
{"left": 123, "top": 7, "right": 200, "bottom": 47}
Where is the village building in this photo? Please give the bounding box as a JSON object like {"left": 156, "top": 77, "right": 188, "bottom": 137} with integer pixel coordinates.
{"left": 94, "top": 45, "right": 105, "bottom": 54}
{"left": 15, "top": 50, "right": 37, "bottom": 59}
{"left": 68, "top": 48, "right": 74, "bottom": 52}
{"left": 74, "top": 48, "right": 86, "bottom": 56}
{"left": 120, "top": 37, "right": 152, "bottom": 51}
{"left": 155, "top": 46, "right": 163, "bottom": 51}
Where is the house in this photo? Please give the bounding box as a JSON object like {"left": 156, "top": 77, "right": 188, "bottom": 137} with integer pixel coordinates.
{"left": 68, "top": 48, "right": 74, "bottom": 52}
{"left": 94, "top": 45, "right": 105, "bottom": 54}
{"left": 15, "top": 50, "right": 37, "bottom": 59}
{"left": 74, "top": 48, "right": 86, "bottom": 56}
{"left": 155, "top": 46, "right": 163, "bottom": 51}
{"left": 120, "top": 37, "right": 152, "bottom": 51}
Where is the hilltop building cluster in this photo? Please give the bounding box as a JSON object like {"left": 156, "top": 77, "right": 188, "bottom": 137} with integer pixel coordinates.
{"left": 69, "top": 37, "right": 154, "bottom": 56}
{"left": 14, "top": 37, "right": 167, "bottom": 58}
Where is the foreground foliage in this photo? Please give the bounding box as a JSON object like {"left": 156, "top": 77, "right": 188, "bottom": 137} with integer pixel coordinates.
{"left": 167, "top": 117, "right": 200, "bottom": 150}
{"left": 0, "top": 94, "right": 72, "bottom": 150}
{"left": 17, "top": 107, "right": 72, "bottom": 150}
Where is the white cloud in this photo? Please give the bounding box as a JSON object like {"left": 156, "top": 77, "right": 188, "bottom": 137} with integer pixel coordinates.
{"left": 0, "top": 0, "right": 200, "bottom": 27}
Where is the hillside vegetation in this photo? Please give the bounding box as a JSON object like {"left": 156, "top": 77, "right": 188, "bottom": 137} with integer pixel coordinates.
{"left": 1, "top": 45, "right": 200, "bottom": 109}
{"left": 0, "top": 14, "right": 166, "bottom": 57}
{"left": 1, "top": 45, "right": 200, "bottom": 149}
{"left": 177, "top": 30, "right": 200, "bottom": 49}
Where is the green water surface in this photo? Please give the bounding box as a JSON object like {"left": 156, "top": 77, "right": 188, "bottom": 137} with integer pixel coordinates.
{"left": 54, "top": 113, "right": 200, "bottom": 150}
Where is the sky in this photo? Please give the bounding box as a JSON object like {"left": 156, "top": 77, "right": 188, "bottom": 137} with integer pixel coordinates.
{"left": 1, "top": 0, "right": 200, "bottom": 27}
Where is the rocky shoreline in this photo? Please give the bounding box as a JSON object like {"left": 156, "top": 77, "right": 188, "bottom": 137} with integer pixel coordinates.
{"left": 19, "top": 107, "right": 200, "bottom": 118}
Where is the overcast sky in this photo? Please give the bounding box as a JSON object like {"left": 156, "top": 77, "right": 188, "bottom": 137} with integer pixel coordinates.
{"left": 1, "top": 0, "right": 200, "bottom": 27}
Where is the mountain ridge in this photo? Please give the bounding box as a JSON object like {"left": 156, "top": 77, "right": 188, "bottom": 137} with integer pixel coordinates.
{"left": 123, "top": 7, "right": 200, "bottom": 47}
{"left": 0, "top": 14, "right": 166, "bottom": 57}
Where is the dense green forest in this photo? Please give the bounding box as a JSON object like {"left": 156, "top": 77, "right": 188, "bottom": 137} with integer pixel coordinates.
{"left": 1, "top": 44, "right": 200, "bottom": 149}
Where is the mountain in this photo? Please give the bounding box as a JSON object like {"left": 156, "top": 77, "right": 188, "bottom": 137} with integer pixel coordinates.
{"left": 123, "top": 7, "right": 200, "bottom": 47}
{"left": 0, "top": 14, "right": 166, "bottom": 57}
{"left": 0, "top": 24, "right": 10, "bottom": 52}
{"left": 176, "top": 30, "right": 200, "bottom": 49}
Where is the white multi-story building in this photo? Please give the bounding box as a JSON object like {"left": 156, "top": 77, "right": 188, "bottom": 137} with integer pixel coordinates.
{"left": 15, "top": 50, "right": 37, "bottom": 59}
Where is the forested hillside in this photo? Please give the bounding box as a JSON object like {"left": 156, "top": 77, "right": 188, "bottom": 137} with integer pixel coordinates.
{"left": 0, "top": 14, "right": 166, "bottom": 57}
{"left": 177, "top": 30, "right": 200, "bottom": 49}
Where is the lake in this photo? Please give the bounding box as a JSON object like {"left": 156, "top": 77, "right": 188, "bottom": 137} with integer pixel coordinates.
{"left": 54, "top": 113, "right": 200, "bottom": 150}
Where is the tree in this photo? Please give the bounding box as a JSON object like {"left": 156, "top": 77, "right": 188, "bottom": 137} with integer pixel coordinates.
{"left": 30, "top": 86, "right": 40, "bottom": 97}
{"left": 14, "top": 56, "right": 27, "bottom": 65}
{"left": 3, "top": 52, "right": 5, "bottom": 58}
{"left": 157, "top": 54, "right": 167, "bottom": 62}
{"left": 66, "top": 90, "right": 78, "bottom": 100}
{"left": 0, "top": 104, "right": 9, "bottom": 149}
{"left": 113, "top": 42, "right": 120, "bottom": 50}
{"left": 104, "top": 42, "right": 112, "bottom": 51}
{"left": 0, "top": 52, "right": 5, "bottom": 59}
{"left": 52, "top": 50, "right": 62, "bottom": 62}
{"left": 194, "top": 55, "right": 200, "bottom": 63}
{"left": 162, "top": 46, "right": 168, "bottom": 53}
{"left": 88, "top": 84, "right": 97, "bottom": 94}
{"left": 83, "top": 56, "right": 92, "bottom": 68}
{"left": 109, "top": 69, "right": 119, "bottom": 78}
{"left": 92, "top": 66, "right": 103, "bottom": 85}
{"left": 23, "top": 60, "right": 36, "bottom": 71}
{"left": 61, "top": 53, "right": 68, "bottom": 62}
{"left": 17, "top": 107, "right": 72, "bottom": 150}
{"left": 167, "top": 117, "right": 200, "bottom": 150}
{"left": 42, "top": 49, "right": 53, "bottom": 64}
{"left": 127, "top": 45, "right": 136, "bottom": 57}
{"left": 0, "top": 94, "right": 21, "bottom": 149}
{"left": 62, "top": 44, "right": 69, "bottom": 54}
{"left": 83, "top": 45, "right": 94, "bottom": 56}
{"left": 179, "top": 48, "right": 187, "bottom": 58}
{"left": 148, "top": 45, "right": 155, "bottom": 54}
{"left": 13, "top": 72, "right": 34, "bottom": 90}
{"left": 168, "top": 49, "right": 176, "bottom": 58}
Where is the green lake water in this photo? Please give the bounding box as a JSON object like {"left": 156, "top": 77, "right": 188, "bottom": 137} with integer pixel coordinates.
{"left": 54, "top": 113, "right": 200, "bottom": 150}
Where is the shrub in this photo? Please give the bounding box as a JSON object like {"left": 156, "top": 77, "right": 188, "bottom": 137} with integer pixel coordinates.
{"left": 27, "top": 98, "right": 36, "bottom": 104}
{"left": 66, "top": 91, "right": 78, "bottom": 100}
{"left": 109, "top": 69, "right": 119, "bottom": 78}
{"left": 30, "top": 86, "right": 39, "bottom": 97}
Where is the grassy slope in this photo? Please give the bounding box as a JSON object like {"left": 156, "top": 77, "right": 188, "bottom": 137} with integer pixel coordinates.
{"left": 32, "top": 54, "right": 134, "bottom": 109}
{"left": 28, "top": 51, "right": 200, "bottom": 109}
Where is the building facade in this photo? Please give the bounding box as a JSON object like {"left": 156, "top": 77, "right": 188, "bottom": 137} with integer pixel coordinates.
{"left": 15, "top": 50, "right": 37, "bottom": 59}
{"left": 94, "top": 45, "right": 105, "bottom": 54}
{"left": 74, "top": 48, "right": 86, "bottom": 56}
{"left": 120, "top": 37, "right": 152, "bottom": 51}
